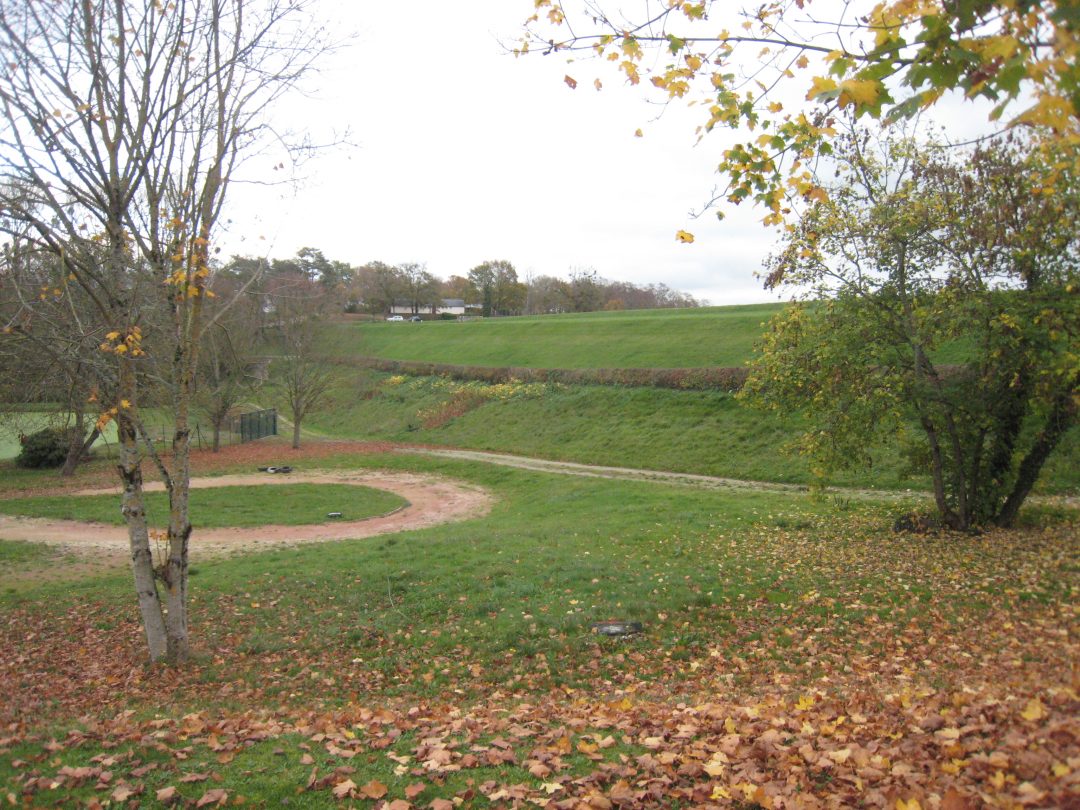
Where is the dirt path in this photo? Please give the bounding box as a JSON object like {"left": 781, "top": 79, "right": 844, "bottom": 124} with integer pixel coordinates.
{"left": 0, "top": 471, "right": 494, "bottom": 566}
{"left": 400, "top": 447, "right": 1080, "bottom": 508}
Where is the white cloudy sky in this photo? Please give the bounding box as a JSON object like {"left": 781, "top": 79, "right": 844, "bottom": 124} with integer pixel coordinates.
{"left": 220, "top": 1, "right": 998, "bottom": 306}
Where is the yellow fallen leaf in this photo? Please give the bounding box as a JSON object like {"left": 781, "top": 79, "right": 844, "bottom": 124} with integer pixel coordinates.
{"left": 703, "top": 753, "right": 727, "bottom": 777}
{"left": 1020, "top": 698, "right": 1046, "bottom": 721}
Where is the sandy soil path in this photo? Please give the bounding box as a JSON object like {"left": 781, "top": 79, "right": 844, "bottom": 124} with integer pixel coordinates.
{"left": 0, "top": 470, "right": 494, "bottom": 561}
{"left": 400, "top": 447, "right": 1080, "bottom": 508}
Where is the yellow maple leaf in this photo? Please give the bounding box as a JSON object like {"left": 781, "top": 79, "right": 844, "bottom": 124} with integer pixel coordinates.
{"left": 675, "top": 230, "right": 695, "bottom": 243}
{"left": 978, "top": 34, "right": 1019, "bottom": 62}
{"left": 703, "top": 753, "right": 726, "bottom": 777}
{"left": 838, "top": 79, "right": 880, "bottom": 109}
{"left": 795, "top": 694, "right": 815, "bottom": 711}
{"left": 806, "top": 75, "right": 837, "bottom": 101}
{"left": 1020, "top": 698, "right": 1046, "bottom": 721}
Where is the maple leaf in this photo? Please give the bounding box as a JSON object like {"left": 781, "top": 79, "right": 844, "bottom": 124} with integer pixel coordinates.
{"left": 675, "top": 230, "right": 695, "bottom": 243}
{"left": 564, "top": 75, "right": 577, "bottom": 90}
{"left": 837, "top": 79, "right": 881, "bottom": 109}
{"left": 360, "top": 779, "right": 388, "bottom": 799}
{"left": 196, "top": 788, "right": 228, "bottom": 807}
{"left": 110, "top": 785, "right": 136, "bottom": 802}
{"left": 331, "top": 779, "right": 356, "bottom": 799}
{"left": 1020, "top": 698, "right": 1046, "bottom": 721}
{"left": 156, "top": 785, "right": 180, "bottom": 805}
{"left": 404, "top": 782, "right": 426, "bottom": 798}
{"left": 807, "top": 75, "right": 837, "bottom": 100}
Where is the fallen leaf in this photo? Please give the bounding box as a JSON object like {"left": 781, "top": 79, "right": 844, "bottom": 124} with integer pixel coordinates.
{"left": 332, "top": 779, "right": 356, "bottom": 799}
{"left": 196, "top": 788, "right": 228, "bottom": 807}
{"left": 1020, "top": 698, "right": 1046, "bottom": 721}
{"left": 360, "top": 779, "right": 388, "bottom": 799}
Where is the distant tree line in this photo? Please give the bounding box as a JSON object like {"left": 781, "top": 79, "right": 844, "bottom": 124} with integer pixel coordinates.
{"left": 219, "top": 250, "right": 703, "bottom": 317}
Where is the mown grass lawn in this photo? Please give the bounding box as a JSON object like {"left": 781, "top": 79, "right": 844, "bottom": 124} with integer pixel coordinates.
{"left": 0, "top": 483, "right": 405, "bottom": 528}
{"left": 0, "top": 450, "right": 1075, "bottom": 808}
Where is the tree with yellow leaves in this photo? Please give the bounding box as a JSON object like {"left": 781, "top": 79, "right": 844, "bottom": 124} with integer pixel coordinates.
{"left": 521, "top": 0, "right": 1079, "bottom": 231}
{"left": 0, "top": 0, "right": 332, "bottom": 663}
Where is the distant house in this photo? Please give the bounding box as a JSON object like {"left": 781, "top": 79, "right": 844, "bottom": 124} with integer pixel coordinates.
{"left": 389, "top": 298, "right": 470, "bottom": 317}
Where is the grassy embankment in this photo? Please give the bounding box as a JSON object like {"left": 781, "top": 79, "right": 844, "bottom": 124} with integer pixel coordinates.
{"left": 308, "top": 306, "right": 1077, "bottom": 495}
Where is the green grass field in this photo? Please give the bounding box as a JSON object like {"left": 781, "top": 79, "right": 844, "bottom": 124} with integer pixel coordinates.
{"left": 326, "top": 304, "right": 975, "bottom": 370}
{"left": 326, "top": 304, "right": 785, "bottom": 368}
{"left": 0, "top": 304, "right": 1076, "bottom": 807}
{"left": 0, "top": 451, "right": 1075, "bottom": 807}
{"left": 0, "top": 483, "right": 405, "bottom": 528}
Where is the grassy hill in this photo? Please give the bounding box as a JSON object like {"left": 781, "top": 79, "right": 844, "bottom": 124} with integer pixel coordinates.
{"left": 304, "top": 368, "right": 1080, "bottom": 495}
{"left": 324, "top": 304, "right": 786, "bottom": 368}
{"left": 292, "top": 303, "right": 1077, "bottom": 495}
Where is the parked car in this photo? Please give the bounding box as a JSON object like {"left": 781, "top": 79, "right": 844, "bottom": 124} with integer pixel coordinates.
{"left": 410, "top": 315, "right": 422, "bottom": 322}
{"left": 386, "top": 315, "right": 404, "bottom": 322}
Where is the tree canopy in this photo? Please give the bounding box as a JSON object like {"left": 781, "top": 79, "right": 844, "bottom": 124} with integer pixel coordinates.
{"left": 741, "top": 131, "right": 1079, "bottom": 529}
{"left": 521, "top": 1, "right": 1080, "bottom": 231}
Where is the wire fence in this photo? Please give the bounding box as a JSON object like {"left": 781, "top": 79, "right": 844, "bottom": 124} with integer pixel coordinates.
{"left": 141, "top": 408, "right": 278, "bottom": 451}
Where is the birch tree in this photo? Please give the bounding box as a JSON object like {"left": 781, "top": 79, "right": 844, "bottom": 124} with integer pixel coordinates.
{"left": 0, "top": 0, "right": 330, "bottom": 663}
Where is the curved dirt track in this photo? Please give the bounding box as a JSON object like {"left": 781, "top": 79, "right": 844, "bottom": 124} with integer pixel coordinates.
{"left": 0, "top": 470, "right": 494, "bottom": 561}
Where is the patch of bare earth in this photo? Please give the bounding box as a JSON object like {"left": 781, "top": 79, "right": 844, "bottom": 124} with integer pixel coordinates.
{"left": 0, "top": 442, "right": 493, "bottom": 587}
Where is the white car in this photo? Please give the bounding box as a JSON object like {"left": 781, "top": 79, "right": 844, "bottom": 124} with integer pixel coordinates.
{"left": 386, "top": 315, "right": 404, "bottom": 322}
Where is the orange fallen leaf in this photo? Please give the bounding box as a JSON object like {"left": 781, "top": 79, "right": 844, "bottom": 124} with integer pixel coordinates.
{"left": 360, "top": 779, "right": 387, "bottom": 799}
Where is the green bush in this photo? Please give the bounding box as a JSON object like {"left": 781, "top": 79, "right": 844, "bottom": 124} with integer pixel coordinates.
{"left": 15, "top": 426, "right": 81, "bottom": 469}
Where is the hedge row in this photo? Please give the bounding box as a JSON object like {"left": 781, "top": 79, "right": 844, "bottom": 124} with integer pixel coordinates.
{"left": 329, "top": 356, "right": 749, "bottom": 392}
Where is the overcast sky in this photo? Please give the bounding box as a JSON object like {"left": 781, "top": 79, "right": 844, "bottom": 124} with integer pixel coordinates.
{"left": 219, "top": 1, "right": 997, "bottom": 307}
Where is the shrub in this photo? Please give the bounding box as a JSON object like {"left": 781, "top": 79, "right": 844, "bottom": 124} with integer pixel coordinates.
{"left": 16, "top": 426, "right": 82, "bottom": 469}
